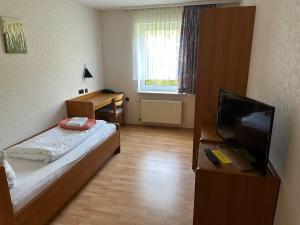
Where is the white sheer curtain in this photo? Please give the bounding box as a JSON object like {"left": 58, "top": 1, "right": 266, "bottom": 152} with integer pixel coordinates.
{"left": 133, "top": 7, "right": 183, "bottom": 83}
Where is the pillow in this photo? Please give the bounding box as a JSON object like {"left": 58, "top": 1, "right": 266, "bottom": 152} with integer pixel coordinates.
{"left": 0, "top": 150, "right": 16, "bottom": 189}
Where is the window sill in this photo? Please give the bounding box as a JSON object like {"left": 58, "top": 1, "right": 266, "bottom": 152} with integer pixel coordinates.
{"left": 138, "top": 91, "right": 185, "bottom": 95}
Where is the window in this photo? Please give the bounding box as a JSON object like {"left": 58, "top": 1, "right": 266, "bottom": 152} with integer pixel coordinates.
{"left": 133, "top": 8, "right": 183, "bottom": 93}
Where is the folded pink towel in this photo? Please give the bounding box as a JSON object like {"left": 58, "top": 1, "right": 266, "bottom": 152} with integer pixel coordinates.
{"left": 59, "top": 118, "right": 96, "bottom": 131}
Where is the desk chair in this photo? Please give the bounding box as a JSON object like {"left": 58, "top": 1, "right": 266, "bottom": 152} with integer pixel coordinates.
{"left": 97, "top": 93, "right": 125, "bottom": 126}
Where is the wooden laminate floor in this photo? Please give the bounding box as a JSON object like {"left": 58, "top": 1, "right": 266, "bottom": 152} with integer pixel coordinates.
{"left": 52, "top": 125, "right": 195, "bottom": 225}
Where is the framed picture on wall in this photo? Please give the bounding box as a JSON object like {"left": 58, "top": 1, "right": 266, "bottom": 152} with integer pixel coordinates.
{"left": 1, "top": 17, "right": 27, "bottom": 53}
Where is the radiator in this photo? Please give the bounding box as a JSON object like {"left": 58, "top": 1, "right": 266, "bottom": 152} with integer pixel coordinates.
{"left": 140, "top": 99, "right": 182, "bottom": 124}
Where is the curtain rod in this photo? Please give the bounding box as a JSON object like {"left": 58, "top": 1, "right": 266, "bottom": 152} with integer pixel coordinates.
{"left": 123, "top": 0, "right": 241, "bottom": 11}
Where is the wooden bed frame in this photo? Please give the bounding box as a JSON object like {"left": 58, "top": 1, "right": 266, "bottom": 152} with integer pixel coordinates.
{"left": 0, "top": 124, "right": 121, "bottom": 225}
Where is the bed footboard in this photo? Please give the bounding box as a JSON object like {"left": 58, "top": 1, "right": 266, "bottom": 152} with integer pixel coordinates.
{"left": 0, "top": 167, "right": 15, "bottom": 225}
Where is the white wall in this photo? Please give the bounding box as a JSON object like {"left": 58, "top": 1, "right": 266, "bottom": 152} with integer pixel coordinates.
{"left": 100, "top": 10, "right": 195, "bottom": 128}
{"left": 0, "top": 0, "right": 103, "bottom": 149}
{"left": 241, "top": 1, "right": 300, "bottom": 225}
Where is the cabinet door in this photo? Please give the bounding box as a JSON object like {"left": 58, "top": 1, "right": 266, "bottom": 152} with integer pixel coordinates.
{"left": 193, "top": 169, "right": 279, "bottom": 225}
{"left": 193, "top": 6, "right": 256, "bottom": 170}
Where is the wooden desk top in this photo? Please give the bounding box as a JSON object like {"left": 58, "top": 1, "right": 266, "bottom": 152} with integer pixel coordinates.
{"left": 69, "top": 91, "right": 122, "bottom": 110}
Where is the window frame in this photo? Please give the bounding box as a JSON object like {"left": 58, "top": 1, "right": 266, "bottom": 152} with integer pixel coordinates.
{"left": 138, "top": 80, "right": 178, "bottom": 93}
{"left": 134, "top": 17, "right": 182, "bottom": 94}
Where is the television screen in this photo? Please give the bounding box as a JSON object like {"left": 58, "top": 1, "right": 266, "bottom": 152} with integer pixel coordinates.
{"left": 217, "top": 89, "right": 275, "bottom": 176}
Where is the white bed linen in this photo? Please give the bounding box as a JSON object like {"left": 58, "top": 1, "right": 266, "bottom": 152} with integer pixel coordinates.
{"left": 8, "top": 122, "right": 116, "bottom": 212}
{"left": 6, "top": 120, "right": 107, "bottom": 163}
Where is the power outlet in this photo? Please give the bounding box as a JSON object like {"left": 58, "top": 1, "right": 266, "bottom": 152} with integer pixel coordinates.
{"left": 78, "top": 89, "right": 84, "bottom": 94}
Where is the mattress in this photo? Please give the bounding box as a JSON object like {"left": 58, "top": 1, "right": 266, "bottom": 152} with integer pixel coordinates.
{"left": 8, "top": 122, "right": 116, "bottom": 212}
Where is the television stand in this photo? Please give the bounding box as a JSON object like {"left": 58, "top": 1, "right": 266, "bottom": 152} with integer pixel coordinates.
{"left": 193, "top": 128, "right": 281, "bottom": 225}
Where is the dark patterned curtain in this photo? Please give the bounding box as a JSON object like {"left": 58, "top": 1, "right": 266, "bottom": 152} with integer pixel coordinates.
{"left": 178, "top": 4, "right": 216, "bottom": 94}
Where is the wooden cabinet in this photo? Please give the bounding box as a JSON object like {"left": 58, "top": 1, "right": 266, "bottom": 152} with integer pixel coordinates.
{"left": 193, "top": 6, "right": 256, "bottom": 170}
{"left": 191, "top": 8, "right": 280, "bottom": 224}
{"left": 193, "top": 129, "right": 280, "bottom": 225}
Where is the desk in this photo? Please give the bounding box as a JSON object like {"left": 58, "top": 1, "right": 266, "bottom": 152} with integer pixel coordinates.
{"left": 66, "top": 91, "right": 122, "bottom": 119}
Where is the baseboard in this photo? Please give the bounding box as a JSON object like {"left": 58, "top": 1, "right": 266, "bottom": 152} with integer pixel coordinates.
{"left": 125, "top": 123, "right": 194, "bottom": 131}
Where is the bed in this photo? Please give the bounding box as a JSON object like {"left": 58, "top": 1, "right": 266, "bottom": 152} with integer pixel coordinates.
{"left": 0, "top": 121, "right": 120, "bottom": 225}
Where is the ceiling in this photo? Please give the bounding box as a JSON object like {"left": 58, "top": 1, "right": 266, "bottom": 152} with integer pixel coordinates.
{"left": 76, "top": 0, "right": 240, "bottom": 10}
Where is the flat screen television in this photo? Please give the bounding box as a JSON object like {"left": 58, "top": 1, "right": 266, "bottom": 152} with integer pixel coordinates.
{"left": 217, "top": 89, "right": 275, "bottom": 176}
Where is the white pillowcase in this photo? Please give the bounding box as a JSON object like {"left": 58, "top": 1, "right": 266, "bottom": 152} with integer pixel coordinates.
{"left": 0, "top": 150, "right": 16, "bottom": 189}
